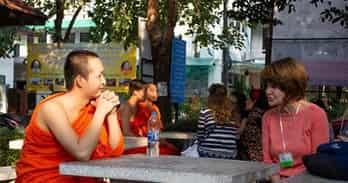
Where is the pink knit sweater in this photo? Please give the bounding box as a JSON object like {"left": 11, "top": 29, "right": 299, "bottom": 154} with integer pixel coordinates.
{"left": 262, "top": 103, "right": 329, "bottom": 177}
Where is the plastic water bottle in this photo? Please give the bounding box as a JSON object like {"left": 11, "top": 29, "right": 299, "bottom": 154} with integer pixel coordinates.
{"left": 147, "top": 111, "right": 160, "bottom": 157}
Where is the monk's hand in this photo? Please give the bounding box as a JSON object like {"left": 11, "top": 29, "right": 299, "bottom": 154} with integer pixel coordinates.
{"left": 96, "top": 90, "right": 120, "bottom": 116}
{"left": 337, "top": 135, "right": 348, "bottom": 142}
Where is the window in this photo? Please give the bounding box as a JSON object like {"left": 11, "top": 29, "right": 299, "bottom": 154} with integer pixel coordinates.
{"left": 38, "top": 32, "right": 46, "bottom": 43}
{"left": 27, "top": 35, "right": 34, "bottom": 44}
{"left": 66, "top": 33, "right": 75, "bottom": 43}
{"left": 80, "top": 32, "right": 90, "bottom": 43}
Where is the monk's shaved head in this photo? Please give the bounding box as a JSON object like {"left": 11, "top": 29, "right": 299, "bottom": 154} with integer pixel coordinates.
{"left": 64, "top": 50, "right": 99, "bottom": 90}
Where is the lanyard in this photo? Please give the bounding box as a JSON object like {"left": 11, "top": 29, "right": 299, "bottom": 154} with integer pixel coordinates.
{"left": 279, "top": 103, "right": 301, "bottom": 152}
{"left": 279, "top": 115, "right": 287, "bottom": 152}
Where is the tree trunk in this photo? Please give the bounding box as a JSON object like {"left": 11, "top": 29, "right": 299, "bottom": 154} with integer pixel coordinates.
{"left": 55, "top": 0, "right": 64, "bottom": 46}
{"left": 63, "top": 5, "right": 82, "bottom": 42}
{"left": 222, "top": 0, "right": 229, "bottom": 87}
{"left": 147, "top": 0, "right": 176, "bottom": 125}
{"left": 146, "top": 0, "right": 162, "bottom": 48}
{"left": 265, "top": 0, "right": 275, "bottom": 65}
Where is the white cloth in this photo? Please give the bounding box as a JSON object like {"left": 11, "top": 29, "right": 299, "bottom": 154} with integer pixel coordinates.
{"left": 181, "top": 142, "right": 199, "bottom": 158}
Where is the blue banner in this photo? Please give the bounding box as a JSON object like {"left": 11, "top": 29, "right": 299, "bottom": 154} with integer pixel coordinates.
{"left": 170, "top": 38, "right": 186, "bottom": 103}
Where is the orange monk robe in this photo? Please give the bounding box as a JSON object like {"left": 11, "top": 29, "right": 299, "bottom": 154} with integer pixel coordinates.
{"left": 123, "top": 102, "right": 179, "bottom": 155}
{"left": 16, "top": 93, "right": 124, "bottom": 183}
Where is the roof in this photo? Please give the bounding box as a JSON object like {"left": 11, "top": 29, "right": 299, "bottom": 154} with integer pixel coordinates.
{"left": 231, "top": 60, "right": 265, "bottom": 74}
{"left": 0, "top": 0, "right": 47, "bottom": 26}
{"left": 31, "top": 19, "right": 96, "bottom": 30}
{"left": 186, "top": 57, "right": 215, "bottom": 66}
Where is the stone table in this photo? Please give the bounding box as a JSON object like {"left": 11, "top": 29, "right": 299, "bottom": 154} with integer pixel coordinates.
{"left": 60, "top": 155, "right": 278, "bottom": 183}
{"left": 0, "top": 166, "right": 16, "bottom": 182}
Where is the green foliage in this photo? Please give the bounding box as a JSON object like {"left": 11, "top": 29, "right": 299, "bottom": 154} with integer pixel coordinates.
{"left": 228, "top": 0, "right": 298, "bottom": 26}
{"left": 179, "top": 101, "right": 200, "bottom": 121}
{"left": 327, "top": 98, "right": 347, "bottom": 121}
{"left": 0, "top": 27, "right": 17, "bottom": 58}
{"left": 233, "top": 75, "right": 250, "bottom": 98}
{"left": 0, "top": 128, "right": 24, "bottom": 166}
{"left": 25, "top": 0, "right": 55, "bottom": 16}
{"left": 24, "top": 0, "right": 91, "bottom": 42}
{"left": 25, "top": 0, "right": 90, "bottom": 18}
{"left": 311, "top": 0, "right": 348, "bottom": 28}
{"left": 166, "top": 98, "right": 207, "bottom": 132}
{"left": 229, "top": 0, "right": 348, "bottom": 29}
{"left": 89, "top": 0, "right": 244, "bottom": 50}
{"left": 88, "top": 0, "right": 147, "bottom": 48}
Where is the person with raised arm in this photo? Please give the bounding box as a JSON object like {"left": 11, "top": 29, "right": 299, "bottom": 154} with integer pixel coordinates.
{"left": 119, "top": 82, "right": 178, "bottom": 155}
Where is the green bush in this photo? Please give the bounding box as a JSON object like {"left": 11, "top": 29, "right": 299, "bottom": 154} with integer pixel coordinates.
{"left": 327, "top": 99, "right": 347, "bottom": 121}
{"left": 0, "top": 127, "right": 23, "bottom": 166}
{"left": 166, "top": 100, "right": 205, "bottom": 132}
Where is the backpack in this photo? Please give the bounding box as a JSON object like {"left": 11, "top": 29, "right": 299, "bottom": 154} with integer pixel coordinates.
{"left": 303, "top": 141, "right": 348, "bottom": 180}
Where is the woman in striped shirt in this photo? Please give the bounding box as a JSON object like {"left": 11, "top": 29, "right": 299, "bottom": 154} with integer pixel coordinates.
{"left": 197, "top": 84, "right": 240, "bottom": 159}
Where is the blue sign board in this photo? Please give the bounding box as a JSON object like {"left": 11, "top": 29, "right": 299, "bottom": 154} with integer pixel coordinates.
{"left": 170, "top": 38, "right": 186, "bottom": 103}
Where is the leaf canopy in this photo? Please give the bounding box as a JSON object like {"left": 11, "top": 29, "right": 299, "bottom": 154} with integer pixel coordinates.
{"left": 88, "top": 0, "right": 245, "bottom": 50}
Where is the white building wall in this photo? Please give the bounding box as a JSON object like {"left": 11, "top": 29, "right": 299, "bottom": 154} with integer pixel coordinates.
{"left": 250, "top": 25, "right": 265, "bottom": 60}
{"left": 19, "top": 34, "right": 28, "bottom": 57}
{"left": 208, "top": 59, "right": 223, "bottom": 86}
{"left": 272, "top": 0, "right": 348, "bottom": 86}
{"left": 0, "top": 58, "right": 14, "bottom": 88}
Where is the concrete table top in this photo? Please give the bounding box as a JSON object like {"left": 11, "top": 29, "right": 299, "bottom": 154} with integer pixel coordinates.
{"left": 283, "top": 171, "right": 347, "bottom": 183}
{"left": 0, "top": 166, "right": 16, "bottom": 181}
{"left": 60, "top": 155, "right": 278, "bottom": 183}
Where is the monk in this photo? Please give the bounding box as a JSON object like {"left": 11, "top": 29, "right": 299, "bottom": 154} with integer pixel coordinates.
{"left": 119, "top": 79, "right": 146, "bottom": 137}
{"left": 120, "top": 82, "right": 179, "bottom": 155}
{"left": 16, "top": 50, "right": 124, "bottom": 183}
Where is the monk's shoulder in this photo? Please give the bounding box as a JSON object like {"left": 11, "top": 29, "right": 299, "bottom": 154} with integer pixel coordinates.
{"left": 35, "top": 98, "right": 65, "bottom": 131}
{"left": 38, "top": 98, "right": 66, "bottom": 120}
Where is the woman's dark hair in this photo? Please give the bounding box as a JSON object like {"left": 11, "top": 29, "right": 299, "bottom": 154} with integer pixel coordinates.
{"left": 253, "top": 91, "right": 269, "bottom": 110}
{"left": 232, "top": 91, "right": 248, "bottom": 119}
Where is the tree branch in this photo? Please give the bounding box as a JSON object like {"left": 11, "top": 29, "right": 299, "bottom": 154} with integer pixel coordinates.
{"left": 146, "top": 0, "right": 162, "bottom": 48}
{"left": 55, "top": 0, "right": 65, "bottom": 45}
{"left": 63, "top": 5, "right": 82, "bottom": 42}
{"left": 163, "top": 0, "right": 176, "bottom": 54}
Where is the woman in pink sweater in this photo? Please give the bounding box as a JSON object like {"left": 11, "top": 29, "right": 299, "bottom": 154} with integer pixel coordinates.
{"left": 261, "top": 57, "right": 329, "bottom": 182}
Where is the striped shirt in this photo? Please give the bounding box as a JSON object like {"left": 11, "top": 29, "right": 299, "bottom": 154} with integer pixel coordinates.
{"left": 197, "top": 108, "right": 238, "bottom": 159}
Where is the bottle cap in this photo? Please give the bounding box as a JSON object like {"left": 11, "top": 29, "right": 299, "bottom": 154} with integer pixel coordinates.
{"left": 151, "top": 111, "right": 157, "bottom": 116}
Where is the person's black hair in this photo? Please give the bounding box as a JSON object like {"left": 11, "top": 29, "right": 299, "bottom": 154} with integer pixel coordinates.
{"left": 253, "top": 91, "right": 269, "bottom": 110}
{"left": 128, "top": 79, "right": 146, "bottom": 95}
{"left": 64, "top": 50, "right": 99, "bottom": 90}
{"left": 232, "top": 91, "right": 248, "bottom": 119}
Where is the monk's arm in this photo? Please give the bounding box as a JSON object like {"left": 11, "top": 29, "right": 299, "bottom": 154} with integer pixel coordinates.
{"left": 119, "top": 105, "right": 135, "bottom": 136}
{"left": 106, "top": 108, "right": 124, "bottom": 149}
{"left": 39, "top": 102, "right": 109, "bottom": 161}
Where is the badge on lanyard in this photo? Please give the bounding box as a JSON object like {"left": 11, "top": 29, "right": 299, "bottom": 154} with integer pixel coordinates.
{"left": 279, "top": 152, "right": 294, "bottom": 168}
{"left": 278, "top": 105, "right": 300, "bottom": 169}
